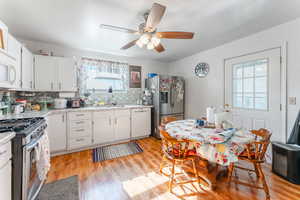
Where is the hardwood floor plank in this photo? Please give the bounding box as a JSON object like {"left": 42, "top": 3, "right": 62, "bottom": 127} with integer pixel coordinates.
{"left": 47, "top": 137, "right": 300, "bottom": 200}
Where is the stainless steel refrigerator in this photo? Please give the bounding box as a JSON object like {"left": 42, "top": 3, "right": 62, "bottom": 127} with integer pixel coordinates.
{"left": 146, "top": 75, "right": 185, "bottom": 138}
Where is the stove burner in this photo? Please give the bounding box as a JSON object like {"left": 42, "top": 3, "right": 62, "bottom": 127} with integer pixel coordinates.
{"left": 0, "top": 117, "right": 45, "bottom": 135}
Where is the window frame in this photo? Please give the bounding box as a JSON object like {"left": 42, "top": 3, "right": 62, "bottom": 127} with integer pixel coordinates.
{"left": 231, "top": 58, "right": 269, "bottom": 111}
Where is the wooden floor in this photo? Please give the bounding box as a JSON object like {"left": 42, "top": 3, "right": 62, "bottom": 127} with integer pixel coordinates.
{"left": 47, "top": 137, "right": 300, "bottom": 200}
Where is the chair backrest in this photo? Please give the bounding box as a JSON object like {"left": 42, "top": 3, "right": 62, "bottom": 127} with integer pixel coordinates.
{"left": 161, "top": 116, "right": 177, "bottom": 127}
{"left": 159, "top": 126, "right": 191, "bottom": 159}
{"left": 248, "top": 129, "right": 272, "bottom": 161}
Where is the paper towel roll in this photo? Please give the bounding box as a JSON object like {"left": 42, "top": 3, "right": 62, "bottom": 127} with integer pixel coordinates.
{"left": 206, "top": 107, "right": 215, "bottom": 124}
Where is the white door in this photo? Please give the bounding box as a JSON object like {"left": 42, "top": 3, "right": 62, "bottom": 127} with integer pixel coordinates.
{"left": 46, "top": 113, "right": 67, "bottom": 153}
{"left": 58, "top": 57, "right": 77, "bottom": 91}
{"left": 34, "top": 55, "right": 58, "bottom": 90}
{"left": 93, "top": 110, "right": 115, "bottom": 144}
{"left": 225, "top": 48, "right": 283, "bottom": 143}
{"left": 21, "top": 47, "right": 34, "bottom": 89}
{"left": 131, "top": 108, "right": 151, "bottom": 138}
{"left": 114, "top": 110, "right": 131, "bottom": 141}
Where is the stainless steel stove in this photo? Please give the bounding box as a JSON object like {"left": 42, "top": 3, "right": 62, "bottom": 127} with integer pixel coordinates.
{"left": 0, "top": 117, "right": 47, "bottom": 200}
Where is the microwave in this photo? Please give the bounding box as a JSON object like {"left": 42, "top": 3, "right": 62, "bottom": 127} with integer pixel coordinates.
{"left": 0, "top": 51, "right": 17, "bottom": 88}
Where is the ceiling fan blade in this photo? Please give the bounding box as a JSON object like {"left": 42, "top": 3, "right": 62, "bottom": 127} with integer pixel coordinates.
{"left": 156, "top": 32, "right": 194, "bottom": 39}
{"left": 155, "top": 43, "right": 165, "bottom": 53}
{"left": 145, "top": 3, "right": 166, "bottom": 31}
{"left": 100, "top": 24, "right": 139, "bottom": 34}
{"left": 121, "top": 39, "right": 138, "bottom": 50}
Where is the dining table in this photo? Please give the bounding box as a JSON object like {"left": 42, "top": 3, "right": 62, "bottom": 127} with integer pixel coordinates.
{"left": 165, "top": 119, "right": 256, "bottom": 189}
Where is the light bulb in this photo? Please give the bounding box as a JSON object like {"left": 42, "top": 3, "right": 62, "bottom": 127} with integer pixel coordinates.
{"left": 140, "top": 33, "right": 151, "bottom": 44}
{"left": 151, "top": 36, "right": 160, "bottom": 47}
{"left": 147, "top": 42, "right": 155, "bottom": 50}
{"left": 136, "top": 39, "right": 144, "bottom": 48}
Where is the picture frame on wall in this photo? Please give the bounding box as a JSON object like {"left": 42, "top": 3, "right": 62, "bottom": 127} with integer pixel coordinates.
{"left": 0, "top": 29, "right": 4, "bottom": 49}
{"left": 129, "top": 65, "right": 142, "bottom": 88}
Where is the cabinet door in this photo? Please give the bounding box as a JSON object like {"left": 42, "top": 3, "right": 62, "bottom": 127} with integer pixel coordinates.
{"left": 34, "top": 55, "right": 58, "bottom": 91}
{"left": 0, "top": 160, "right": 11, "bottom": 200}
{"left": 93, "top": 110, "right": 115, "bottom": 144}
{"left": 131, "top": 108, "right": 151, "bottom": 138}
{"left": 58, "top": 57, "right": 77, "bottom": 91}
{"left": 114, "top": 110, "right": 131, "bottom": 141}
{"left": 7, "top": 34, "right": 21, "bottom": 88}
{"left": 21, "top": 47, "right": 34, "bottom": 89}
{"left": 46, "top": 113, "right": 67, "bottom": 153}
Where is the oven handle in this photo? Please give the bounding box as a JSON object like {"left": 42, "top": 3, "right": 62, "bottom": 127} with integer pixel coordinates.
{"left": 25, "top": 134, "right": 44, "bottom": 151}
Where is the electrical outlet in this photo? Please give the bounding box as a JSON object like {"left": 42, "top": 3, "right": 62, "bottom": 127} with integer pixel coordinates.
{"left": 288, "top": 97, "right": 297, "bottom": 105}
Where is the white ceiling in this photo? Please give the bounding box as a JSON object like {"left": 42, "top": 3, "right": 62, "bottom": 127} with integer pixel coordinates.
{"left": 1, "top": 0, "right": 300, "bottom": 62}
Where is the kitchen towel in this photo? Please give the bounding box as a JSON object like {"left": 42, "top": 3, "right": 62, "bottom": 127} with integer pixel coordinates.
{"left": 35, "top": 131, "right": 51, "bottom": 181}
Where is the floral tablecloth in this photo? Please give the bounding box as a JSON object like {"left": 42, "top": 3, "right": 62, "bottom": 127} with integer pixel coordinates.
{"left": 165, "top": 119, "right": 255, "bottom": 166}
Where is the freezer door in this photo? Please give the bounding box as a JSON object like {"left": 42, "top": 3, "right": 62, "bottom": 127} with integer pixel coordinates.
{"left": 170, "top": 77, "right": 184, "bottom": 114}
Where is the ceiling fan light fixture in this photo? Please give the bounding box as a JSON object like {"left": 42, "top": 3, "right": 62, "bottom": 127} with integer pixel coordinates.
{"left": 147, "top": 42, "right": 155, "bottom": 50}
{"left": 136, "top": 39, "right": 144, "bottom": 48}
{"left": 151, "top": 36, "right": 160, "bottom": 47}
{"left": 140, "top": 33, "right": 151, "bottom": 45}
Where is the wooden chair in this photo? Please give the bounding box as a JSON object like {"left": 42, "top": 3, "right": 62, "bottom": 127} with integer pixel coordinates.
{"left": 159, "top": 126, "right": 201, "bottom": 193}
{"left": 228, "top": 128, "right": 272, "bottom": 199}
{"left": 161, "top": 116, "right": 178, "bottom": 128}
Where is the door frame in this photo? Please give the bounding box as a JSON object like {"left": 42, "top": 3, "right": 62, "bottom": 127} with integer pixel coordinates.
{"left": 223, "top": 42, "right": 287, "bottom": 142}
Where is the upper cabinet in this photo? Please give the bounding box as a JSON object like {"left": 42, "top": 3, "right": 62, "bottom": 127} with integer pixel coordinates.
{"left": 34, "top": 55, "right": 77, "bottom": 92}
{"left": 7, "top": 34, "right": 22, "bottom": 88}
{"left": 21, "top": 46, "right": 34, "bottom": 89}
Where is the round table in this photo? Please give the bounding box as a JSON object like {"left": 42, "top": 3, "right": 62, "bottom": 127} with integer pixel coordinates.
{"left": 165, "top": 119, "right": 256, "bottom": 189}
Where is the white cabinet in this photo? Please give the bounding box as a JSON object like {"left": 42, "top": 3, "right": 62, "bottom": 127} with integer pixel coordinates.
{"left": 93, "top": 110, "right": 115, "bottom": 144}
{"left": 67, "top": 112, "right": 92, "bottom": 150}
{"left": 0, "top": 141, "right": 12, "bottom": 200}
{"left": 34, "top": 55, "right": 76, "bottom": 91}
{"left": 131, "top": 108, "right": 151, "bottom": 138}
{"left": 93, "top": 109, "right": 131, "bottom": 144}
{"left": 21, "top": 46, "right": 34, "bottom": 89}
{"left": 7, "top": 34, "right": 22, "bottom": 88}
{"left": 46, "top": 113, "right": 67, "bottom": 153}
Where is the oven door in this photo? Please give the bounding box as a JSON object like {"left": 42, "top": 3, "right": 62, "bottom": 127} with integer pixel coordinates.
{"left": 23, "top": 135, "right": 45, "bottom": 200}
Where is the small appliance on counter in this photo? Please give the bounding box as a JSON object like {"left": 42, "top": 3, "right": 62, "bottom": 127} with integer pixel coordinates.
{"left": 54, "top": 98, "right": 67, "bottom": 109}
{"left": 67, "top": 98, "right": 81, "bottom": 108}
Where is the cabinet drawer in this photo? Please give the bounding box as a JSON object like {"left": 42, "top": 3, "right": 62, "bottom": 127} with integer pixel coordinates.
{"left": 117, "top": 109, "right": 131, "bottom": 117}
{"left": 132, "top": 108, "right": 150, "bottom": 113}
{"left": 0, "top": 142, "right": 11, "bottom": 168}
{"left": 69, "top": 120, "right": 92, "bottom": 129}
{"left": 68, "top": 136, "right": 92, "bottom": 150}
{"left": 68, "top": 112, "right": 91, "bottom": 121}
{"left": 69, "top": 127, "right": 92, "bottom": 138}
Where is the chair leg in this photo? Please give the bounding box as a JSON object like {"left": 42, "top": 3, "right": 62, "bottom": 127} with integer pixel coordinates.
{"left": 159, "top": 155, "right": 166, "bottom": 174}
{"left": 253, "top": 163, "right": 261, "bottom": 178}
{"left": 192, "top": 158, "right": 200, "bottom": 185}
{"left": 227, "top": 162, "right": 235, "bottom": 183}
{"left": 257, "top": 164, "right": 270, "bottom": 199}
{"left": 169, "top": 160, "right": 176, "bottom": 193}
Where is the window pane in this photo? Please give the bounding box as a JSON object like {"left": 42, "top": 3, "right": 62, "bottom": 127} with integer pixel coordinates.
{"left": 243, "top": 65, "right": 254, "bottom": 78}
{"left": 255, "top": 61, "right": 267, "bottom": 76}
{"left": 255, "top": 93, "right": 268, "bottom": 110}
{"left": 233, "top": 79, "right": 242, "bottom": 92}
{"left": 244, "top": 93, "right": 254, "bottom": 109}
{"left": 255, "top": 77, "right": 267, "bottom": 93}
{"left": 233, "top": 64, "right": 243, "bottom": 78}
{"left": 233, "top": 93, "right": 243, "bottom": 108}
{"left": 243, "top": 78, "right": 254, "bottom": 93}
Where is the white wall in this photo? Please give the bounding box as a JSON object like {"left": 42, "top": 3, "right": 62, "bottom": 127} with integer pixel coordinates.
{"left": 168, "top": 17, "right": 300, "bottom": 140}
{"left": 18, "top": 39, "right": 169, "bottom": 89}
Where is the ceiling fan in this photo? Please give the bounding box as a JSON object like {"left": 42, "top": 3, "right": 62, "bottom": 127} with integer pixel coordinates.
{"left": 100, "top": 3, "right": 194, "bottom": 53}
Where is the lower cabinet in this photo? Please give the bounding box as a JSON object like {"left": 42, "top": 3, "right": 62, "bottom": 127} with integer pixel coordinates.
{"left": 93, "top": 109, "right": 131, "bottom": 145}
{"left": 46, "top": 113, "right": 67, "bottom": 153}
{"left": 131, "top": 108, "right": 151, "bottom": 138}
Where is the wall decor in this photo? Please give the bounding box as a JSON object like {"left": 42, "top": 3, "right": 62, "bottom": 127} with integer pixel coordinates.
{"left": 129, "top": 65, "right": 142, "bottom": 88}
{"left": 0, "top": 29, "right": 4, "bottom": 49}
{"left": 195, "top": 62, "right": 209, "bottom": 77}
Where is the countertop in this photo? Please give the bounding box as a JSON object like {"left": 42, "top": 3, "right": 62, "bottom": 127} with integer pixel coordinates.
{"left": 0, "top": 105, "right": 153, "bottom": 120}
{"left": 0, "top": 132, "right": 15, "bottom": 146}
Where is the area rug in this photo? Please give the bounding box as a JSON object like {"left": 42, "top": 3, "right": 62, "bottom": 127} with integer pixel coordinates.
{"left": 92, "top": 141, "right": 143, "bottom": 162}
{"left": 37, "top": 176, "right": 79, "bottom": 200}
